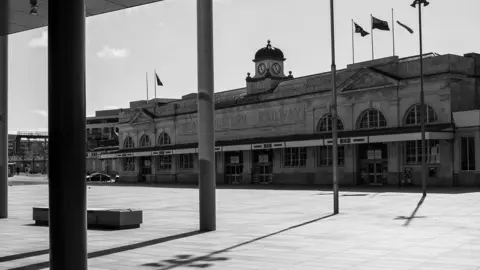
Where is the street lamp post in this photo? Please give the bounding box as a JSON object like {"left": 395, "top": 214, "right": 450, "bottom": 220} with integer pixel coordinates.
{"left": 411, "top": 0, "right": 429, "bottom": 197}
{"left": 330, "top": 0, "right": 339, "bottom": 214}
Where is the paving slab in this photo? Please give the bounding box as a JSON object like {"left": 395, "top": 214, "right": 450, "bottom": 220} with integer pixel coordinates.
{"left": 0, "top": 184, "right": 479, "bottom": 269}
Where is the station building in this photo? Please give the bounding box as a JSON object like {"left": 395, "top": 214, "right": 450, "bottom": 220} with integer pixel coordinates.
{"left": 95, "top": 41, "right": 480, "bottom": 187}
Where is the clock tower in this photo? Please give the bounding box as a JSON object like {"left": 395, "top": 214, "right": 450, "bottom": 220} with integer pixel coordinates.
{"left": 246, "top": 40, "right": 292, "bottom": 94}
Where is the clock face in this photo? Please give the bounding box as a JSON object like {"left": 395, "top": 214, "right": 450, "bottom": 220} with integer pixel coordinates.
{"left": 272, "top": 63, "right": 281, "bottom": 75}
{"left": 257, "top": 63, "right": 267, "bottom": 75}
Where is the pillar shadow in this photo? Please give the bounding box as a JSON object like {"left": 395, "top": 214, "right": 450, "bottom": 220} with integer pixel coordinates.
{"left": 394, "top": 194, "right": 427, "bottom": 226}
{"left": 6, "top": 230, "right": 206, "bottom": 270}
{"left": 140, "top": 213, "right": 336, "bottom": 270}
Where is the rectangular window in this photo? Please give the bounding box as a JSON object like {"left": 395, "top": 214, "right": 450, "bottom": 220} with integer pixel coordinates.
{"left": 179, "top": 154, "right": 195, "bottom": 169}
{"left": 404, "top": 140, "right": 440, "bottom": 165}
{"left": 283, "top": 147, "right": 307, "bottom": 168}
{"left": 461, "top": 137, "right": 476, "bottom": 171}
{"left": 315, "top": 146, "right": 345, "bottom": 167}
{"left": 156, "top": 155, "right": 172, "bottom": 171}
{"left": 122, "top": 157, "right": 135, "bottom": 171}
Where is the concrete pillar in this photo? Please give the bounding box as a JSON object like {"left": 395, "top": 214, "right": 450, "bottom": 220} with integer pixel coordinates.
{"left": 0, "top": 0, "right": 8, "bottom": 219}
{"left": 48, "top": 0, "right": 87, "bottom": 268}
{"left": 197, "top": 0, "right": 216, "bottom": 231}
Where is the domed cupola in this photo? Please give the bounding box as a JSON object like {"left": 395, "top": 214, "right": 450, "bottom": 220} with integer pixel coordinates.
{"left": 250, "top": 40, "right": 287, "bottom": 80}
{"left": 247, "top": 40, "right": 292, "bottom": 95}
{"left": 253, "top": 40, "right": 286, "bottom": 62}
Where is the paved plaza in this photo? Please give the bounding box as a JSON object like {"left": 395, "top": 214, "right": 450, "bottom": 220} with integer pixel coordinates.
{"left": 0, "top": 182, "right": 479, "bottom": 270}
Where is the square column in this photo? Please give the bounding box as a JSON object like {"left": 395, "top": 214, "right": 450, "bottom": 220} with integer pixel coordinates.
{"left": 0, "top": 0, "right": 8, "bottom": 219}
{"left": 48, "top": 0, "right": 87, "bottom": 269}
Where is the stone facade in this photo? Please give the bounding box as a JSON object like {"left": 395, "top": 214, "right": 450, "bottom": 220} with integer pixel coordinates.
{"left": 99, "top": 43, "right": 480, "bottom": 187}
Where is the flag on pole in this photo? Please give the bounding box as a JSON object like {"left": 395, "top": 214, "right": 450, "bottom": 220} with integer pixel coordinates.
{"left": 396, "top": 21, "right": 414, "bottom": 34}
{"left": 145, "top": 72, "right": 149, "bottom": 103}
{"left": 155, "top": 72, "right": 163, "bottom": 86}
{"left": 372, "top": 16, "right": 390, "bottom": 31}
{"left": 354, "top": 22, "right": 370, "bottom": 37}
{"left": 411, "top": 0, "right": 429, "bottom": 7}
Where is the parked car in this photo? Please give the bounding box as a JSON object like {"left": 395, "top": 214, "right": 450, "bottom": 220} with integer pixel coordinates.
{"left": 86, "top": 173, "right": 116, "bottom": 183}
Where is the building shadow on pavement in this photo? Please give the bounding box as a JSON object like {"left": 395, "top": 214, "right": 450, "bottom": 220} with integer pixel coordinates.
{"left": 90, "top": 182, "right": 480, "bottom": 195}
{"left": 394, "top": 194, "right": 427, "bottom": 226}
{"left": 5, "top": 231, "right": 206, "bottom": 270}
{"left": 139, "top": 213, "right": 337, "bottom": 270}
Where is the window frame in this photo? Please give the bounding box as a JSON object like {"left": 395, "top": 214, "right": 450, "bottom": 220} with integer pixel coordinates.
{"left": 158, "top": 132, "right": 171, "bottom": 146}
{"left": 316, "top": 114, "right": 344, "bottom": 133}
{"left": 460, "top": 137, "right": 476, "bottom": 171}
{"left": 283, "top": 147, "right": 307, "bottom": 168}
{"left": 404, "top": 139, "right": 440, "bottom": 165}
{"left": 405, "top": 104, "right": 438, "bottom": 125}
{"left": 156, "top": 155, "right": 172, "bottom": 171}
{"left": 315, "top": 145, "right": 345, "bottom": 167}
{"left": 358, "top": 109, "right": 387, "bottom": 129}
{"left": 139, "top": 135, "right": 151, "bottom": 147}
{"left": 123, "top": 136, "right": 134, "bottom": 149}
{"left": 122, "top": 157, "right": 135, "bottom": 171}
{"left": 178, "top": 153, "right": 195, "bottom": 170}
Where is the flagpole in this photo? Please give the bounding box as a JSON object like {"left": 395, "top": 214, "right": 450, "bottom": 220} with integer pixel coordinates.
{"left": 417, "top": 0, "right": 427, "bottom": 197}
{"left": 351, "top": 19, "right": 355, "bottom": 63}
{"left": 152, "top": 70, "right": 157, "bottom": 183}
{"left": 154, "top": 70, "right": 157, "bottom": 102}
{"left": 392, "top": 8, "right": 396, "bottom": 56}
{"left": 371, "top": 14, "right": 374, "bottom": 60}
{"left": 146, "top": 72, "right": 149, "bottom": 103}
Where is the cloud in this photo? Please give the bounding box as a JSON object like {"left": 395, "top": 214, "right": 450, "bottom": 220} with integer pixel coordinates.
{"left": 31, "top": 110, "right": 48, "bottom": 118}
{"left": 97, "top": 46, "right": 129, "bottom": 58}
{"left": 28, "top": 30, "right": 48, "bottom": 48}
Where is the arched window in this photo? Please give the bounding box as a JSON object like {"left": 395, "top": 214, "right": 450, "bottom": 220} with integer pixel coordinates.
{"left": 124, "top": 136, "right": 134, "bottom": 149}
{"left": 405, "top": 104, "right": 438, "bottom": 125}
{"left": 156, "top": 132, "right": 172, "bottom": 171}
{"left": 316, "top": 114, "right": 344, "bottom": 133}
{"left": 158, "top": 132, "right": 171, "bottom": 145}
{"left": 139, "top": 135, "right": 151, "bottom": 147}
{"left": 357, "top": 109, "right": 387, "bottom": 129}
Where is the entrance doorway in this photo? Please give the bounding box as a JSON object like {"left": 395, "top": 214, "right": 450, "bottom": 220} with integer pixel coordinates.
{"left": 252, "top": 150, "right": 273, "bottom": 184}
{"left": 224, "top": 151, "right": 243, "bottom": 184}
{"left": 140, "top": 157, "right": 152, "bottom": 182}
{"left": 359, "top": 143, "right": 388, "bottom": 185}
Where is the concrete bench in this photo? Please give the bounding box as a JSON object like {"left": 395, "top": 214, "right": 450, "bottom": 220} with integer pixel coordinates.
{"left": 33, "top": 207, "right": 143, "bottom": 230}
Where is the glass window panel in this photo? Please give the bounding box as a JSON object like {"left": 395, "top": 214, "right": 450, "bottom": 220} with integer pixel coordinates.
{"left": 316, "top": 114, "right": 344, "bottom": 133}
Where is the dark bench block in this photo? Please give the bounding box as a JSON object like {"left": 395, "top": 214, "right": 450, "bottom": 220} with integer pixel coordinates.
{"left": 33, "top": 207, "right": 143, "bottom": 230}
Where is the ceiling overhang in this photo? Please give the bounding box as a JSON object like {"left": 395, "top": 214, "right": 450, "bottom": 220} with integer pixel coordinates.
{"left": 2, "top": 0, "right": 165, "bottom": 36}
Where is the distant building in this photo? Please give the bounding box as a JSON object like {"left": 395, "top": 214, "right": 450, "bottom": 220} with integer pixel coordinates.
{"left": 8, "top": 132, "right": 48, "bottom": 174}
{"left": 89, "top": 41, "right": 480, "bottom": 187}
{"left": 85, "top": 109, "right": 121, "bottom": 174}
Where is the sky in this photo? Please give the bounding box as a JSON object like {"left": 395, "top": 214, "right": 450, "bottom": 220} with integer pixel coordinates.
{"left": 6, "top": 0, "right": 480, "bottom": 133}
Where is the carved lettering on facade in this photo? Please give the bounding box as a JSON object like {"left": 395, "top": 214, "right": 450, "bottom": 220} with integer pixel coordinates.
{"left": 258, "top": 106, "right": 304, "bottom": 125}
{"left": 176, "top": 104, "right": 305, "bottom": 135}
{"left": 215, "top": 114, "right": 248, "bottom": 130}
